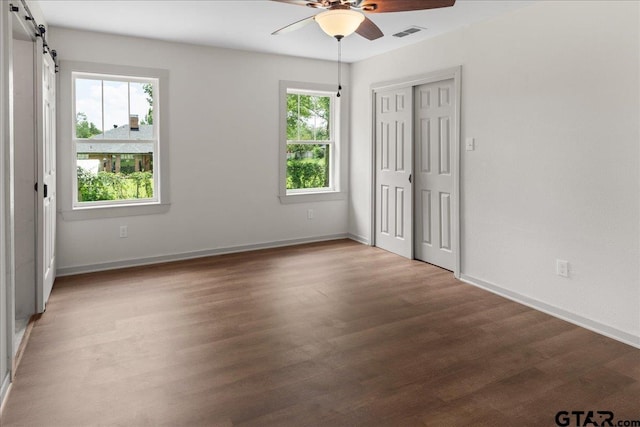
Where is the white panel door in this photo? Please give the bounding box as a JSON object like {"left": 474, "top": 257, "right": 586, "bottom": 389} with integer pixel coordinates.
{"left": 36, "top": 42, "right": 56, "bottom": 312}
{"left": 375, "top": 87, "right": 412, "bottom": 259}
{"left": 414, "top": 79, "right": 455, "bottom": 270}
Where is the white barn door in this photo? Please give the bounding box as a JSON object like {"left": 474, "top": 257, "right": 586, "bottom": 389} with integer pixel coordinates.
{"left": 36, "top": 41, "right": 56, "bottom": 312}
{"left": 414, "top": 79, "right": 456, "bottom": 271}
{"left": 375, "top": 87, "right": 413, "bottom": 259}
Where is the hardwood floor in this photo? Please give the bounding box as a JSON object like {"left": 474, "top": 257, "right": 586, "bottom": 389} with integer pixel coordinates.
{"left": 1, "top": 239, "right": 638, "bottom": 426}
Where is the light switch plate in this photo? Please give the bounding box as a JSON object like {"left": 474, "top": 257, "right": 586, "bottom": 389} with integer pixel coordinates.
{"left": 465, "top": 137, "right": 475, "bottom": 151}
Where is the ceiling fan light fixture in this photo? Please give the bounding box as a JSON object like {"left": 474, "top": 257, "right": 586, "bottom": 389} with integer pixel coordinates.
{"left": 315, "top": 9, "right": 365, "bottom": 38}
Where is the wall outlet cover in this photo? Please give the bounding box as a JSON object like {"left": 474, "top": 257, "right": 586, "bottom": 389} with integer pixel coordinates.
{"left": 556, "top": 259, "right": 569, "bottom": 278}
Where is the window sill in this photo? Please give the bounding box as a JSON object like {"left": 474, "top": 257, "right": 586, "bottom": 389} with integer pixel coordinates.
{"left": 61, "top": 202, "right": 170, "bottom": 220}
{"left": 279, "top": 191, "right": 346, "bottom": 204}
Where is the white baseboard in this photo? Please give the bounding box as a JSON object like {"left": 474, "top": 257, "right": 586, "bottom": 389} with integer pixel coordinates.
{"left": 347, "top": 233, "right": 370, "bottom": 245}
{"left": 459, "top": 274, "right": 640, "bottom": 350}
{"left": 57, "top": 234, "right": 350, "bottom": 277}
{"left": 0, "top": 374, "right": 11, "bottom": 417}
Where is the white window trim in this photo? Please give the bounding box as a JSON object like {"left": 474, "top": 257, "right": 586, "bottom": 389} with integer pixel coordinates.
{"left": 59, "top": 61, "right": 170, "bottom": 220}
{"left": 279, "top": 80, "right": 347, "bottom": 204}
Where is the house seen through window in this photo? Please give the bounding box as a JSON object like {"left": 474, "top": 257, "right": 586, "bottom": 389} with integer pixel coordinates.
{"left": 286, "top": 90, "right": 335, "bottom": 193}
{"left": 73, "top": 73, "right": 158, "bottom": 206}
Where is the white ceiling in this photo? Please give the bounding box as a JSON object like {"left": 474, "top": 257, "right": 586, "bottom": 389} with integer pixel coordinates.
{"left": 35, "top": 0, "right": 534, "bottom": 63}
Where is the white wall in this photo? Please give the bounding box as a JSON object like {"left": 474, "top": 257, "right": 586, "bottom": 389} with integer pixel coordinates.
{"left": 0, "top": 0, "right": 11, "bottom": 406}
{"left": 49, "top": 28, "right": 350, "bottom": 273}
{"left": 13, "top": 39, "right": 36, "bottom": 321}
{"left": 350, "top": 1, "right": 640, "bottom": 344}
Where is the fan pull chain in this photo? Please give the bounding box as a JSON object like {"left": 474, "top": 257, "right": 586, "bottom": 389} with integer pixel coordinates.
{"left": 337, "top": 36, "right": 342, "bottom": 98}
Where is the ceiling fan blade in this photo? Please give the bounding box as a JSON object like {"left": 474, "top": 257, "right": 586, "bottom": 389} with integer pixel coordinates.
{"left": 361, "top": 0, "right": 455, "bottom": 13}
{"left": 355, "top": 17, "right": 383, "bottom": 40}
{"left": 271, "top": 0, "right": 325, "bottom": 8}
{"left": 272, "top": 15, "right": 316, "bottom": 35}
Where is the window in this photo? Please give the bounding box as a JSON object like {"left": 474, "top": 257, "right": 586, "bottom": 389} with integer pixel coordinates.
{"left": 286, "top": 91, "right": 333, "bottom": 192}
{"left": 279, "top": 81, "right": 345, "bottom": 203}
{"left": 60, "top": 62, "right": 169, "bottom": 220}
{"left": 73, "top": 73, "right": 158, "bottom": 206}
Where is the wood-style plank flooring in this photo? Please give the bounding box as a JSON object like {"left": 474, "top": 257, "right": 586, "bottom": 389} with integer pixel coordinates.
{"left": 2, "top": 239, "right": 639, "bottom": 426}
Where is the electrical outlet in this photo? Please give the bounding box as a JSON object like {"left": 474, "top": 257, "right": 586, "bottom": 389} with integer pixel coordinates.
{"left": 556, "top": 259, "right": 569, "bottom": 278}
{"left": 119, "top": 225, "right": 128, "bottom": 238}
{"left": 307, "top": 209, "right": 314, "bottom": 220}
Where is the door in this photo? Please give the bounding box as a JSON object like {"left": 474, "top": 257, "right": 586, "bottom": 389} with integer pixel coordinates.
{"left": 414, "top": 79, "right": 455, "bottom": 270}
{"left": 375, "top": 87, "right": 413, "bottom": 259}
{"left": 36, "top": 40, "right": 56, "bottom": 312}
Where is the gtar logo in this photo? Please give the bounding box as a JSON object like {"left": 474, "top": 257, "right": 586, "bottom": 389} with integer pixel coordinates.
{"left": 555, "top": 411, "right": 614, "bottom": 427}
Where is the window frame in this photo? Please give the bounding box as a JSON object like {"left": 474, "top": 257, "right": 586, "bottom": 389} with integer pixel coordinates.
{"left": 59, "top": 61, "right": 170, "bottom": 220}
{"left": 279, "top": 81, "right": 346, "bottom": 204}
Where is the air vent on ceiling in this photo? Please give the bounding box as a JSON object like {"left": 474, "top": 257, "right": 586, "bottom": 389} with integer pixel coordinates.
{"left": 393, "top": 27, "right": 423, "bottom": 38}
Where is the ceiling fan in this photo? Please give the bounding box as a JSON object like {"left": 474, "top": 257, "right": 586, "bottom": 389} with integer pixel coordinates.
{"left": 271, "top": 0, "right": 457, "bottom": 41}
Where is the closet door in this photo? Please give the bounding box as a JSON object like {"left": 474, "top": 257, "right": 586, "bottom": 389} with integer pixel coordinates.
{"left": 36, "top": 39, "right": 56, "bottom": 312}
{"left": 375, "top": 87, "right": 413, "bottom": 259}
{"left": 414, "top": 79, "right": 455, "bottom": 271}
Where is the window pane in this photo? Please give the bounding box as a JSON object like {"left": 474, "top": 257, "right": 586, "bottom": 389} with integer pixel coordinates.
{"left": 130, "top": 82, "right": 154, "bottom": 139}
{"left": 75, "top": 78, "right": 103, "bottom": 139}
{"left": 102, "top": 80, "right": 129, "bottom": 139}
{"left": 286, "top": 144, "right": 330, "bottom": 190}
{"left": 287, "top": 94, "right": 330, "bottom": 141}
{"left": 76, "top": 145, "right": 154, "bottom": 202}
{"left": 286, "top": 94, "right": 299, "bottom": 140}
